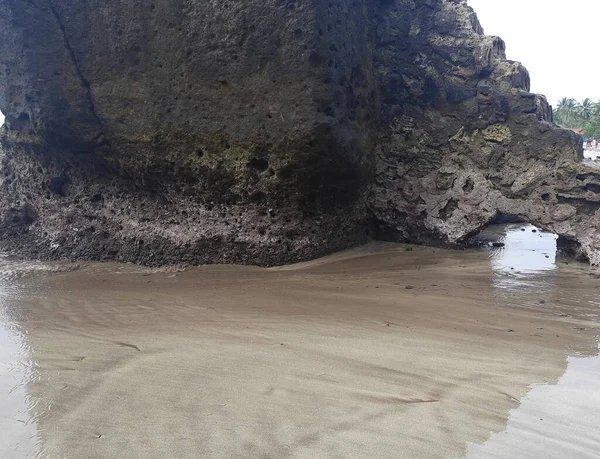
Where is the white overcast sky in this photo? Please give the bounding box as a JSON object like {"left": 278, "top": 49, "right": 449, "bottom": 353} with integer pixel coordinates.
{"left": 468, "top": 0, "right": 600, "bottom": 106}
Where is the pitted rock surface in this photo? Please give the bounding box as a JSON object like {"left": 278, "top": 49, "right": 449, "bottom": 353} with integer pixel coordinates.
{"left": 0, "top": 0, "right": 596, "bottom": 265}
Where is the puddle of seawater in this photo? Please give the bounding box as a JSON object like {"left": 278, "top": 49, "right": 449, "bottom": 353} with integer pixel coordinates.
{"left": 463, "top": 223, "right": 600, "bottom": 458}
{"left": 474, "top": 223, "right": 562, "bottom": 309}
{"left": 0, "top": 296, "right": 40, "bottom": 458}
{"left": 463, "top": 343, "right": 600, "bottom": 459}
{"left": 484, "top": 223, "right": 558, "bottom": 273}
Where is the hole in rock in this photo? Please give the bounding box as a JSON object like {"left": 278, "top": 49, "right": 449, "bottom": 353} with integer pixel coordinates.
{"left": 48, "top": 176, "right": 70, "bottom": 197}
{"left": 556, "top": 235, "right": 587, "bottom": 262}
{"left": 91, "top": 193, "right": 104, "bottom": 203}
{"left": 439, "top": 198, "right": 458, "bottom": 220}
{"left": 249, "top": 191, "right": 265, "bottom": 203}
{"left": 247, "top": 158, "right": 269, "bottom": 172}
{"left": 490, "top": 213, "right": 522, "bottom": 224}
{"left": 462, "top": 177, "right": 475, "bottom": 193}
{"left": 584, "top": 183, "right": 600, "bottom": 194}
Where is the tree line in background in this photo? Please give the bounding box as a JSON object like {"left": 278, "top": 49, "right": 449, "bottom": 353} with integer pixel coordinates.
{"left": 553, "top": 98, "right": 600, "bottom": 138}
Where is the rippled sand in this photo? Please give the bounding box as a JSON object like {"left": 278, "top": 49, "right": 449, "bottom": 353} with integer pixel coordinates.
{"left": 1, "top": 228, "right": 599, "bottom": 458}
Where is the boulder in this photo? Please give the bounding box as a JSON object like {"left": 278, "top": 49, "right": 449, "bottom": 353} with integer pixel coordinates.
{"left": 0, "top": 0, "right": 596, "bottom": 265}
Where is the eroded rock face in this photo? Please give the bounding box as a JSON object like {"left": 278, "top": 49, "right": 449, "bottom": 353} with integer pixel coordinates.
{"left": 0, "top": 0, "right": 596, "bottom": 265}
{"left": 366, "top": 2, "right": 600, "bottom": 263}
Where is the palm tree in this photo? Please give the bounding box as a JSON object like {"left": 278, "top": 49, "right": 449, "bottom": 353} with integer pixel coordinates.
{"left": 554, "top": 97, "right": 568, "bottom": 125}
{"left": 556, "top": 97, "right": 570, "bottom": 112}
{"left": 578, "top": 98, "right": 595, "bottom": 121}
{"left": 555, "top": 97, "right": 579, "bottom": 127}
{"left": 594, "top": 100, "right": 600, "bottom": 117}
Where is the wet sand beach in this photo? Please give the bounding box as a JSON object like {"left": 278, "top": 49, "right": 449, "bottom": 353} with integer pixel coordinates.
{"left": 1, "top": 225, "right": 600, "bottom": 458}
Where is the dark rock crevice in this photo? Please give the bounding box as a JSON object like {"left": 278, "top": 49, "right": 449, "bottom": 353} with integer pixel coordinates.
{"left": 45, "top": 0, "right": 112, "bottom": 154}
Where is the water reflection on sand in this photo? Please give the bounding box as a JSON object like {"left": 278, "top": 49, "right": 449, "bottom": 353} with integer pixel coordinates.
{"left": 464, "top": 223, "right": 600, "bottom": 459}
{"left": 485, "top": 223, "right": 558, "bottom": 273}
{"left": 0, "top": 291, "right": 40, "bottom": 458}
{"left": 480, "top": 223, "right": 559, "bottom": 308}
{"left": 464, "top": 345, "right": 600, "bottom": 459}
{"left": 0, "top": 231, "right": 598, "bottom": 458}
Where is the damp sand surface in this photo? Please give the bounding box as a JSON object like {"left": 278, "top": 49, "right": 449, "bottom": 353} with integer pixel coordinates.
{"left": 1, "top": 225, "right": 600, "bottom": 458}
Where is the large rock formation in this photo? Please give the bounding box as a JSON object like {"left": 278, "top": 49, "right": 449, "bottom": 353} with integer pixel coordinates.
{"left": 0, "top": 0, "right": 597, "bottom": 265}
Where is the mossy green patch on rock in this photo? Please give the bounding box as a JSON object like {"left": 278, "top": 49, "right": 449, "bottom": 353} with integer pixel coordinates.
{"left": 482, "top": 124, "right": 513, "bottom": 144}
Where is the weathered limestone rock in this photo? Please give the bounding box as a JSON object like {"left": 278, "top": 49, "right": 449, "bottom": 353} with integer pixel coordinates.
{"left": 0, "top": 0, "right": 597, "bottom": 265}
{"left": 367, "top": 2, "right": 600, "bottom": 263}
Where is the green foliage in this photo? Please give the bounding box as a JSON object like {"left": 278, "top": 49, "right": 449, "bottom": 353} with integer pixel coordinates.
{"left": 585, "top": 116, "right": 600, "bottom": 139}
{"left": 553, "top": 97, "right": 600, "bottom": 138}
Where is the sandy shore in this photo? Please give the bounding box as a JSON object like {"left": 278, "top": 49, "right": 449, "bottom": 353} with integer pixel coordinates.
{"left": 1, "top": 242, "right": 599, "bottom": 458}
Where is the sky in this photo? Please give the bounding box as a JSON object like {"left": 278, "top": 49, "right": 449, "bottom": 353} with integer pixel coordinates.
{"left": 468, "top": 0, "right": 600, "bottom": 106}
